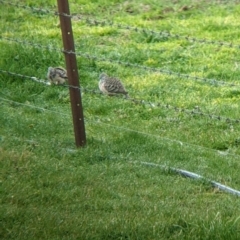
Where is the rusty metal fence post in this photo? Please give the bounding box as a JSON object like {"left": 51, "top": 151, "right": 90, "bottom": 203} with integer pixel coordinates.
{"left": 57, "top": 0, "right": 86, "bottom": 147}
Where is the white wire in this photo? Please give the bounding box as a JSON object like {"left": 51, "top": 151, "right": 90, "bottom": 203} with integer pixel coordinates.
{"left": 139, "top": 161, "right": 240, "bottom": 197}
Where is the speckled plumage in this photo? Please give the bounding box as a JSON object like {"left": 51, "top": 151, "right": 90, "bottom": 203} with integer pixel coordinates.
{"left": 47, "top": 67, "right": 68, "bottom": 85}
{"left": 99, "top": 73, "right": 129, "bottom": 97}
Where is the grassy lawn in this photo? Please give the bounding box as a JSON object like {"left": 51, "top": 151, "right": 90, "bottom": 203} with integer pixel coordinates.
{"left": 1, "top": 0, "right": 240, "bottom": 239}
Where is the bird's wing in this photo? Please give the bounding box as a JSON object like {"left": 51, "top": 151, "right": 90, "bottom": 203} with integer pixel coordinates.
{"left": 56, "top": 67, "right": 68, "bottom": 79}
{"left": 106, "top": 78, "right": 128, "bottom": 94}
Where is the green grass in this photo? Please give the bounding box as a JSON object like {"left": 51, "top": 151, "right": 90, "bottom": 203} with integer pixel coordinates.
{"left": 1, "top": 0, "right": 240, "bottom": 239}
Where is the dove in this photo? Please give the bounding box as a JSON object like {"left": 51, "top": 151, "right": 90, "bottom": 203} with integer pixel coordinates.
{"left": 99, "top": 73, "right": 129, "bottom": 97}
{"left": 47, "top": 67, "right": 67, "bottom": 85}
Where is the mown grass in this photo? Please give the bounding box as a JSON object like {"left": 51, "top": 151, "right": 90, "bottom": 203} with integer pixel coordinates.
{"left": 1, "top": 0, "right": 240, "bottom": 239}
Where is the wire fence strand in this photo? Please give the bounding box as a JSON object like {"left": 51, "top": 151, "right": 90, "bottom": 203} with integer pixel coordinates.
{"left": 1, "top": 95, "right": 240, "bottom": 159}
{"left": 0, "top": 0, "right": 55, "bottom": 15}
{"left": 1, "top": 0, "right": 240, "bottom": 157}
{"left": 0, "top": 96, "right": 69, "bottom": 116}
{"left": 1, "top": 68, "right": 240, "bottom": 124}
{"left": 67, "top": 15, "right": 240, "bottom": 50}
{"left": 1, "top": 36, "right": 239, "bottom": 88}
{"left": 1, "top": 0, "right": 240, "bottom": 50}
{"left": 89, "top": 118, "right": 240, "bottom": 159}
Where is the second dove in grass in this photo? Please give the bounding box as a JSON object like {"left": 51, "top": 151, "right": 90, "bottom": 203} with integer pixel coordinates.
{"left": 99, "top": 73, "right": 129, "bottom": 98}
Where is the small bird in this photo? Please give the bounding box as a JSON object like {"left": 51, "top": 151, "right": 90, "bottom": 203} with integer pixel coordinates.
{"left": 47, "top": 67, "right": 68, "bottom": 85}
{"left": 99, "top": 73, "right": 129, "bottom": 97}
